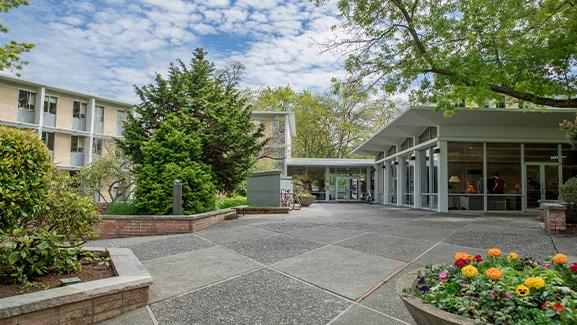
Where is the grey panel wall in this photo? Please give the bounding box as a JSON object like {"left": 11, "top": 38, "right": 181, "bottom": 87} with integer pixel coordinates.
{"left": 247, "top": 171, "right": 285, "bottom": 207}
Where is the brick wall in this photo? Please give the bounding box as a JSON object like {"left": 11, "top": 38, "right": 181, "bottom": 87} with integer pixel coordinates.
{"left": 0, "top": 287, "right": 148, "bottom": 324}
{"left": 94, "top": 209, "right": 237, "bottom": 238}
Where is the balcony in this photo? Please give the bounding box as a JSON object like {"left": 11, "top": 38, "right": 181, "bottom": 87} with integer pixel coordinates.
{"left": 43, "top": 113, "right": 56, "bottom": 127}
{"left": 72, "top": 117, "right": 86, "bottom": 131}
{"left": 17, "top": 109, "right": 36, "bottom": 124}
{"left": 70, "top": 152, "right": 85, "bottom": 167}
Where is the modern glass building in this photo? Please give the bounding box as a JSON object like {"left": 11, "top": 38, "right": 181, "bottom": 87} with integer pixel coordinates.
{"left": 354, "top": 107, "right": 577, "bottom": 213}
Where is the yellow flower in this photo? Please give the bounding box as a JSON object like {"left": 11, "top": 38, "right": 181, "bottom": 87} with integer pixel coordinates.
{"left": 484, "top": 267, "right": 503, "bottom": 280}
{"left": 507, "top": 252, "right": 518, "bottom": 261}
{"left": 461, "top": 265, "right": 479, "bottom": 278}
{"left": 488, "top": 248, "right": 501, "bottom": 257}
{"left": 454, "top": 252, "right": 470, "bottom": 261}
{"left": 552, "top": 253, "right": 568, "bottom": 265}
{"left": 524, "top": 277, "right": 545, "bottom": 289}
{"left": 515, "top": 284, "right": 530, "bottom": 297}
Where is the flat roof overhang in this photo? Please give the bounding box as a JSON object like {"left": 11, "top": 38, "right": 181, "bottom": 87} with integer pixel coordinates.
{"left": 287, "top": 158, "right": 374, "bottom": 168}
{"left": 353, "top": 106, "right": 577, "bottom": 156}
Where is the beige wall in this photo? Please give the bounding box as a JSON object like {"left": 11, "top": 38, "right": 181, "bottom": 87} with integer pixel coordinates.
{"left": 55, "top": 97, "right": 73, "bottom": 129}
{"left": 0, "top": 86, "right": 18, "bottom": 121}
{"left": 54, "top": 133, "right": 71, "bottom": 166}
{"left": 102, "top": 106, "right": 117, "bottom": 136}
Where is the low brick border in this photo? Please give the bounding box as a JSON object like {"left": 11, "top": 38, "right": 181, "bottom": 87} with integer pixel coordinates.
{"left": 95, "top": 208, "right": 237, "bottom": 238}
{"left": 541, "top": 203, "right": 567, "bottom": 234}
{"left": 0, "top": 248, "right": 153, "bottom": 324}
{"left": 235, "top": 207, "right": 290, "bottom": 215}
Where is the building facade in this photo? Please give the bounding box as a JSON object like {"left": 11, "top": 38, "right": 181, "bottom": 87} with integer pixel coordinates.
{"left": 354, "top": 106, "right": 577, "bottom": 213}
{"left": 0, "top": 74, "right": 133, "bottom": 171}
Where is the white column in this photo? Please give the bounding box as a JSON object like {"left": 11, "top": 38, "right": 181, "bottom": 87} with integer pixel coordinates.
{"left": 383, "top": 161, "right": 390, "bottom": 204}
{"left": 397, "top": 158, "right": 404, "bottom": 206}
{"left": 414, "top": 149, "right": 422, "bottom": 209}
{"left": 35, "top": 87, "right": 45, "bottom": 135}
{"left": 438, "top": 140, "right": 449, "bottom": 212}
{"left": 366, "top": 166, "right": 372, "bottom": 201}
{"left": 87, "top": 98, "right": 96, "bottom": 164}
{"left": 325, "top": 166, "right": 330, "bottom": 201}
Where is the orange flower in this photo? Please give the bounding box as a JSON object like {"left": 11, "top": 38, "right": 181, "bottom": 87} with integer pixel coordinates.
{"left": 454, "top": 252, "right": 470, "bottom": 261}
{"left": 484, "top": 267, "right": 503, "bottom": 280}
{"left": 488, "top": 248, "right": 501, "bottom": 257}
{"left": 552, "top": 253, "right": 568, "bottom": 265}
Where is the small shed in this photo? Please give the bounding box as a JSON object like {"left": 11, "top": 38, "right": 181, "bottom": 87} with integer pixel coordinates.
{"left": 247, "top": 171, "right": 293, "bottom": 207}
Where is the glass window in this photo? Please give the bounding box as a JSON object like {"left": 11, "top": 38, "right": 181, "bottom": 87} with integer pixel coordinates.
{"left": 487, "top": 143, "right": 521, "bottom": 211}
{"left": 41, "top": 132, "right": 54, "bottom": 151}
{"left": 71, "top": 136, "right": 84, "bottom": 153}
{"left": 95, "top": 105, "right": 105, "bottom": 122}
{"left": 18, "top": 90, "right": 36, "bottom": 110}
{"left": 92, "top": 138, "right": 102, "bottom": 155}
{"left": 387, "top": 146, "right": 396, "bottom": 157}
{"left": 418, "top": 127, "right": 438, "bottom": 144}
{"left": 73, "top": 102, "right": 87, "bottom": 118}
{"left": 403, "top": 154, "right": 415, "bottom": 205}
{"left": 525, "top": 144, "right": 559, "bottom": 163}
{"left": 43, "top": 96, "right": 57, "bottom": 114}
{"left": 401, "top": 138, "right": 414, "bottom": 151}
{"left": 389, "top": 161, "right": 398, "bottom": 204}
{"left": 562, "top": 144, "right": 577, "bottom": 184}
{"left": 448, "top": 143, "right": 484, "bottom": 210}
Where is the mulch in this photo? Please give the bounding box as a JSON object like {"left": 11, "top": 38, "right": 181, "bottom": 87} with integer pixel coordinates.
{"left": 0, "top": 261, "right": 115, "bottom": 299}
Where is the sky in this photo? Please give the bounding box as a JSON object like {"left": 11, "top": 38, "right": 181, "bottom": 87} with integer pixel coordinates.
{"left": 0, "top": 0, "right": 345, "bottom": 102}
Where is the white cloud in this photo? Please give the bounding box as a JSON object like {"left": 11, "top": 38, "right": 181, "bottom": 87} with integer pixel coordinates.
{"left": 7, "top": 0, "right": 345, "bottom": 101}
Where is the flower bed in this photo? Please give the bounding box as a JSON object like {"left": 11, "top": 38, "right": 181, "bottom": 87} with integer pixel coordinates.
{"left": 410, "top": 249, "right": 577, "bottom": 324}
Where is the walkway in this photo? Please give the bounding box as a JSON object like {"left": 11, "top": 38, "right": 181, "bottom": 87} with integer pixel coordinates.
{"left": 90, "top": 203, "right": 572, "bottom": 325}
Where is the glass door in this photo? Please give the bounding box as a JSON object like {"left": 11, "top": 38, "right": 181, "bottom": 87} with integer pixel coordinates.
{"left": 336, "top": 177, "right": 348, "bottom": 201}
{"left": 526, "top": 163, "right": 559, "bottom": 209}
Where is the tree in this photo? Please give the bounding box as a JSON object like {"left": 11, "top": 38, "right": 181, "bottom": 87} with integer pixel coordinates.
{"left": 118, "top": 48, "right": 264, "bottom": 195}
{"left": 252, "top": 86, "right": 300, "bottom": 112}
{"left": 135, "top": 115, "right": 216, "bottom": 214}
{"left": 319, "top": 0, "right": 577, "bottom": 111}
{"left": 0, "top": 0, "right": 34, "bottom": 73}
{"left": 77, "top": 143, "right": 134, "bottom": 204}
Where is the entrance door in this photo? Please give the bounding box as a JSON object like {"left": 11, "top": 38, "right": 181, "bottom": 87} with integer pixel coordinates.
{"left": 526, "top": 163, "right": 559, "bottom": 209}
{"left": 336, "top": 177, "right": 348, "bottom": 200}
{"left": 349, "top": 178, "right": 359, "bottom": 200}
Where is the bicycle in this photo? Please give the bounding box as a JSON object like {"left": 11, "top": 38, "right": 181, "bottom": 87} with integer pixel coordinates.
{"left": 281, "top": 190, "right": 302, "bottom": 211}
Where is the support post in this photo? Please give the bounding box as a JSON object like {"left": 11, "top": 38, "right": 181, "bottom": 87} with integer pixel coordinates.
{"left": 173, "top": 180, "right": 183, "bottom": 215}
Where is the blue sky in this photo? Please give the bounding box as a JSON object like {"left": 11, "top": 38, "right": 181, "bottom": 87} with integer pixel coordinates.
{"left": 0, "top": 0, "right": 344, "bottom": 102}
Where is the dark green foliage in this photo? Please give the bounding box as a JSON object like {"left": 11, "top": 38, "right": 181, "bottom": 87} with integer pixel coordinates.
{"left": 106, "top": 202, "right": 139, "bottom": 215}
{"left": 0, "top": 126, "right": 51, "bottom": 230}
{"left": 560, "top": 177, "right": 577, "bottom": 207}
{"left": 134, "top": 115, "right": 216, "bottom": 215}
{"left": 119, "top": 48, "right": 264, "bottom": 200}
{"left": 0, "top": 128, "right": 100, "bottom": 285}
{"left": 561, "top": 117, "right": 577, "bottom": 150}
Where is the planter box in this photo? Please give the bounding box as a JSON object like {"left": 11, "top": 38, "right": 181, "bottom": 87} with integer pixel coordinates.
{"left": 395, "top": 269, "right": 476, "bottom": 325}
{"left": 298, "top": 196, "right": 316, "bottom": 207}
{"left": 95, "top": 208, "right": 237, "bottom": 238}
{"left": 0, "top": 248, "right": 152, "bottom": 324}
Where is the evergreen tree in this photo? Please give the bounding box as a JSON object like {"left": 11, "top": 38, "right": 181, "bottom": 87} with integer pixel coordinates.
{"left": 119, "top": 48, "right": 264, "bottom": 198}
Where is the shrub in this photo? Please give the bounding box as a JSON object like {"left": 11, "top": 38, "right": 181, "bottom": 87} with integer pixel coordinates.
{"left": 0, "top": 126, "right": 52, "bottom": 230}
{"left": 106, "top": 202, "right": 139, "bottom": 215}
{"left": 216, "top": 196, "right": 248, "bottom": 209}
{"left": 560, "top": 177, "right": 577, "bottom": 207}
{"left": 134, "top": 115, "right": 216, "bottom": 215}
{"left": 0, "top": 128, "right": 100, "bottom": 285}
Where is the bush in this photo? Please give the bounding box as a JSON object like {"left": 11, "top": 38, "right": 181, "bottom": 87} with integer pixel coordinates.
{"left": 0, "top": 128, "right": 100, "bottom": 285}
{"left": 106, "top": 202, "right": 139, "bottom": 215}
{"left": 134, "top": 116, "right": 216, "bottom": 215}
{"left": 216, "top": 196, "right": 248, "bottom": 209}
{"left": 560, "top": 177, "right": 577, "bottom": 207}
{"left": 0, "top": 126, "right": 52, "bottom": 230}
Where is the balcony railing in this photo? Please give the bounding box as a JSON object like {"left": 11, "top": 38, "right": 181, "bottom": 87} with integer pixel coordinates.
{"left": 72, "top": 117, "right": 86, "bottom": 131}
{"left": 43, "top": 113, "right": 56, "bottom": 127}
{"left": 17, "top": 109, "right": 35, "bottom": 124}
{"left": 70, "top": 152, "right": 85, "bottom": 166}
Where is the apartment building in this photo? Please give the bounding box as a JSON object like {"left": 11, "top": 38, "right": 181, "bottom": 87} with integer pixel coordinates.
{"left": 0, "top": 74, "right": 133, "bottom": 172}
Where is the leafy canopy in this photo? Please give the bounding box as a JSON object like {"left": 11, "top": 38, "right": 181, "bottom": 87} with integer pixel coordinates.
{"left": 319, "top": 0, "right": 577, "bottom": 111}
{"left": 119, "top": 48, "right": 265, "bottom": 195}
{"left": 0, "top": 0, "right": 34, "bottom": 73}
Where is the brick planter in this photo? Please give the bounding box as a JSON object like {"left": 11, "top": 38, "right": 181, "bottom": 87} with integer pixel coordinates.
{"left": 0, "top": 248, "right": 152, "bottom": 324}
{"left": 541, "top": 203, "right": 567, "bottom": 234}
{"left": 94, "top": 208, "right": 237, "bottom": 238}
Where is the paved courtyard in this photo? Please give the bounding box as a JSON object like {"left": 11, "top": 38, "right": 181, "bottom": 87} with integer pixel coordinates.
{"left": 89, "top": 203, "right": 575, "bottom": 325}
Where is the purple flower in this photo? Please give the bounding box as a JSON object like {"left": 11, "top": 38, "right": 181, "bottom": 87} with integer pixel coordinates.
{"left": 417, "top": 277, "right": 426, "bottom": 285}
{"left": 419, "top": 285, "right": 430, "bottom": 293}
{"left": 439, "top": 271, "right": 448, "bottom": 282}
